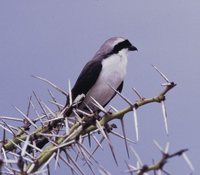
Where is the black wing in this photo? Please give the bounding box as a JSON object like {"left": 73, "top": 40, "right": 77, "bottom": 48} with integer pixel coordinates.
{"left": 117, "top": 81, "right": 124, "bottom": 93}
{"left": 66, "top": 59, "right": 102, "bottom": 106}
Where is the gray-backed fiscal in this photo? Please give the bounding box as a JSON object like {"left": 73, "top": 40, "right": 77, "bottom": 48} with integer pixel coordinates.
{"left": 64, "top": 37, "right": 137, "bottom": 117}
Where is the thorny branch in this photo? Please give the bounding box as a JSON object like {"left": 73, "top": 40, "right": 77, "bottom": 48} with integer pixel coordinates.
{"left": 0, "top": 67, "right": 194, "bottom": 175}
{"left": 137, "top": 148, "right": 188, "bottom": 174}
{"left": 126, "top": 146, "right": 191, "bottom": 175}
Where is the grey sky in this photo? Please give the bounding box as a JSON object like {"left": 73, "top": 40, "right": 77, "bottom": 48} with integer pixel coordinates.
{"left": 0, "top": 0, "right": 200, "bottom": 174}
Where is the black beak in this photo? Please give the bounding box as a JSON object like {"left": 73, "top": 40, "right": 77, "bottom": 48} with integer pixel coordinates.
{"left": 129, "top": 45, "right": 138, "bottom": 51}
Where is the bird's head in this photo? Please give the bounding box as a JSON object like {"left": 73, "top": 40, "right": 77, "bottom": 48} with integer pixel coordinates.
{"left": 94, "top": 37, "right": 137, "bottom": 59}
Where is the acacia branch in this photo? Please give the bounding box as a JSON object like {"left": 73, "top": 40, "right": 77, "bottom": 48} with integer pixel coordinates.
{"left": 83, "top": 82, "right": 176, "bottom": 134}
{"left": 24, "top": 82, "right": 176, "bottom": 173}
{"left": 1, "top": 79, "right": 176, "bottom": 174}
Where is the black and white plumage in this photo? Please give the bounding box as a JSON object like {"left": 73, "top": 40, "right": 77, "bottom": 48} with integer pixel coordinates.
{"left": 65, "top": 37, "right": 137, "bottom": 116}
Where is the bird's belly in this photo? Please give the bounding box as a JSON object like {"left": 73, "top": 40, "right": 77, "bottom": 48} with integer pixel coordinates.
{"left": 81, "top": 54, "right": 127, "bottom": 111}
{"left": 82, "top": 76, "right": 122, "bottom": 110}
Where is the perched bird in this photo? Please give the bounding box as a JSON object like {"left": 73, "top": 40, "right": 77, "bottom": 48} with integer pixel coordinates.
{"left": 65, "top": 37, "right": 137, "bottom": 117}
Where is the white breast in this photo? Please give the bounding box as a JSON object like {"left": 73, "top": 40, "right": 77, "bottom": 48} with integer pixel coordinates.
{"left": 81, "top": 49, "right": 128, "bottom": 111}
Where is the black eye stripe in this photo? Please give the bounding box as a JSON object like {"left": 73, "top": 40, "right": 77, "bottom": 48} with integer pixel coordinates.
{"left": 102, "top": 39, "right": 134, "bottom": 59}
{"left": 112, "top": 40, "right": 132, "bottom": 53}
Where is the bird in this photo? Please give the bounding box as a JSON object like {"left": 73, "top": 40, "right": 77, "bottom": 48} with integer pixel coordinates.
{"left": 64, "top": 37, "right": 137, "bottom": 117}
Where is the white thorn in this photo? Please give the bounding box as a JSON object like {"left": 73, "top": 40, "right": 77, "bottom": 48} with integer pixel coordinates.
{"left": 133, "top": 107, "right": 139, "bottom": 142}
{"left": 152, "top": 65, "right": 170, "bottom": 82}
{"left": 130, "top": 146, "right": 143, "bottom": 166}
{"left": 68, "top": 80, "right": 73, "bottom": 105}
{"left": 132, "top": 88, "right": 143, "bottom": 99}
{"left": 65, "top": 117, "right": 69, "bottom": 135}
{"left": 182, "top": 153, "right": 195, "bottom": 172}
{"left": 32, "top": 75, "right": 67, "bottom": 96}
{"left": 21, "top": 135, "right": 30, "bottom": 157}
{"left": 91, "top": 96, "right": 107, "bottom": 113}
{"left": 161, "top": 101, "right": 169, "bottom": 135}
{"left": 14, "top": 106, "right": 37, "bottom": 128}
{"left": 153, "top": 140, "right": 164, "bottom": 153}
{"left": 164, "top": 142, "right": 170, "bottom": 154}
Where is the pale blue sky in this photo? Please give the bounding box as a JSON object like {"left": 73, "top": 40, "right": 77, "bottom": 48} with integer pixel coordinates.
{"left": 0, "top": 0, "right": 200, "bottom": 174}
